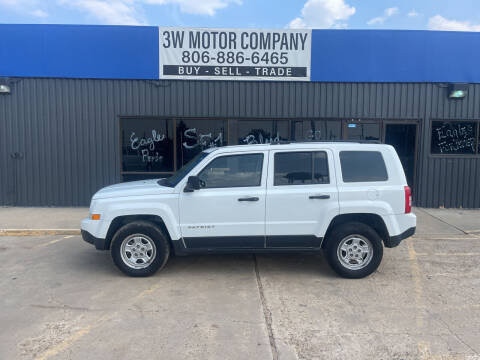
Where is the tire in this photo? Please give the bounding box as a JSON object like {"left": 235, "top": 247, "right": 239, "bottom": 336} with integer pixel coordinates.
{"left": 324, "top": 222, "right": 383, "bottom": 279}
{"left": 111, "top": 221, "right": 170, "bottom": 277}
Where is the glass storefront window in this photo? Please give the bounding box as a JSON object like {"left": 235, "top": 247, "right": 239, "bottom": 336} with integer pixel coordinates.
{"left": 176, "top": 119, "right": 227, "bottom": 167}
{"left": 237, "top": 120, "right": 289, "bottom": 145}
{"left": 291, "top": 120, "right": 342, "bottom": 141}
{"left": 121, "top": 118, "right": 174, "bottom": 172}
{"left": 346, "top": 123, "right": 380, "bottom": 141}
{"left": 119, "top": 117, "right": 365, "bottom": 180}
{"left": 431, "top": 121, "right": 478, "bottom": 155}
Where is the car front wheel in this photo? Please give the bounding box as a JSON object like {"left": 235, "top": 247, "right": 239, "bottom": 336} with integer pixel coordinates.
{"left": 324, "top": 222, "right": 383, "bottom": 279}
{"left": 111, "top": 221, "right": 170, "bottom": 277}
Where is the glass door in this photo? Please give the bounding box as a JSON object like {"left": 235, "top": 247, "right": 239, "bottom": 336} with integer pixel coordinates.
{"left": 344, "top": 120, "right": 418, "bottom": 190}
{"left": 384, "top": 122, "right": 418, "bottom": 190}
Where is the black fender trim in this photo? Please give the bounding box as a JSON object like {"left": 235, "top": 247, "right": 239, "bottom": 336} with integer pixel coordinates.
{"left": 81, "top": 230, "right": 108, "bottom": 250}
{"left": 171, "top": 238, "right": 189, "bottom": 255}
{"left": 384, "top": 227, "right": 416, "bottom": 248}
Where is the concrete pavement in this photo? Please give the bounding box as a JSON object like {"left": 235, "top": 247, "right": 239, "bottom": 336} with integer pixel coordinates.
{"left": 1, "top": 207, "right": 480, "bottom": 359}
{"left": 1, "top": 206, "right": 480, "bottom": 235}
{"left": 1, "top": 235, "right": 272, "bottom": 360}
{"left": 0, "top": 207, "right": 88, "bottom": 230}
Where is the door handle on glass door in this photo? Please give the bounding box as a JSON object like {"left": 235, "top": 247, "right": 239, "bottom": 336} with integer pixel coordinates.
{"left": 238, "top": 197, "right": 259, "bottom": 202}
{"left": 309, "top": 194, "right": 330, "bottom": 199}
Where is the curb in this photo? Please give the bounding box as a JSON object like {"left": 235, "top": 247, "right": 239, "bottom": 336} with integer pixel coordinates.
{"left": 0, "top": 229, "right": 81, "bottom": 236}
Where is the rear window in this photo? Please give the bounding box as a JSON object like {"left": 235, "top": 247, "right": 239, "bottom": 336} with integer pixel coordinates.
{"left": 340, "top": 151, "right": 388, "bottom": 182}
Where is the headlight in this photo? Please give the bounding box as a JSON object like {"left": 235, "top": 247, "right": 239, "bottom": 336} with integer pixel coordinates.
{"left": 89, "top": 200, "right": 101, "bottom": 220}
{"left": 89, "top": 199, "right": 98, "bottom": 213}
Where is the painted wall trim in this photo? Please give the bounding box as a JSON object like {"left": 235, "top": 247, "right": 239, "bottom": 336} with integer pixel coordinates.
{"left": 0, "top": 24, "right": 159, "bottom": 79}
{"left": 2, "top": 24, "right": 480, "bottom": 83}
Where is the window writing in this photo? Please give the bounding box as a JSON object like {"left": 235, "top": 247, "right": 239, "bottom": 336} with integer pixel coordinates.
{"left": 237, "top": 120, "right": 289, "bottom": 145}
{"left": 291, "top": 120, "right": 341, "bottom": 141}
{"left": 121, "top": 118, "right": 174, "bottom": 172}
{"left": 431, "top": 121, "right": 478, "bottom": 155}
{"left": 177, "top": 119, "right": 227, "bottom": 168}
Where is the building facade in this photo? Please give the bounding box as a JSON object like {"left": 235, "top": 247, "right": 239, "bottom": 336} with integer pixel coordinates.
{"left": 1, "top": 25, "right": 480, "bottom": 207}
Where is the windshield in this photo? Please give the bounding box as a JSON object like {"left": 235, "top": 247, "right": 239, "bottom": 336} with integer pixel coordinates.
{"left": 158, "top": 151, "right": 210, "bottom": 187}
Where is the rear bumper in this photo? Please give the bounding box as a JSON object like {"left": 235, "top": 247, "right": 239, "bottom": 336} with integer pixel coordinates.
{"left": 81, "top": 230, "right": 108, "bottom": 250}
{"left": 384, "top": 226, "right": 416, "bottom": 248}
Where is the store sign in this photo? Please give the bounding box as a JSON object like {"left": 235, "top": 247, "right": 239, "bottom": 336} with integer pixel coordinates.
{"left": 159, "top": 27, "right": 311, "bottom": 81}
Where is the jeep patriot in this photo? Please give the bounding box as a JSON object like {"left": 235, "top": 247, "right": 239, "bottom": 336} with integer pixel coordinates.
{"left": 81, "top": 142, "right": 416, "bottom": 278}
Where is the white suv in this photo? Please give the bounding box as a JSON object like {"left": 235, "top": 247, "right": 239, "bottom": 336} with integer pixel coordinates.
{"left": 81, "top": 142, "right": 416, "bottom": 278}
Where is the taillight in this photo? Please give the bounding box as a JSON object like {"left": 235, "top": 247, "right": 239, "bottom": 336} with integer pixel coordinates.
{"left": 404, "top": 186, "right": 412, "bottom": 213}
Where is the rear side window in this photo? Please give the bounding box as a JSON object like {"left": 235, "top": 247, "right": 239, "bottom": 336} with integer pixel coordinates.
{"left": 198, "top": 153, "right": 263, "bottom": 188}
{"left": 340, "top": 151, "right": 388, "bottom": 182}
{"left": 274, "top": 151, "right": 329, "bottom": 186}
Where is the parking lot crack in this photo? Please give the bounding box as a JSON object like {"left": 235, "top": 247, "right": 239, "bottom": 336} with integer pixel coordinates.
{"left": 30, "top": 304, "right": 99, "bottom": 312}
{"left": 418, "top": 209, "right": 469, "bottom": 235}
{"left": 433, "top": 312, "right": 479, "bottom": 356}
{"left": 253, "top": 254, "right": 278, "bottom": 360}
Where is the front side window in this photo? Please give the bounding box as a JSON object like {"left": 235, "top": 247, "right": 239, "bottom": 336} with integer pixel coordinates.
{"left": 340, "top": 151, "right": 388, "bottom": 182}
{"left": 274, "top": 152, "right": 330, "bottom": 186}
{"left": 198, "top": 154, "right": 264, "bottom": 189}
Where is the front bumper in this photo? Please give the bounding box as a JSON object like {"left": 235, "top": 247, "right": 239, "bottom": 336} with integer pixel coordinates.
{"left": 81, "top": 230, "right": 108, "bottom": 250}
{"left": 384, "top": 226, "right": 416, "bottom": 248}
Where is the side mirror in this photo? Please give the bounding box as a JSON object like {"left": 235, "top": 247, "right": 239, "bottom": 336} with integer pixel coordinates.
{"left": 184, "top": 176, "right": 201, "bottom": 192}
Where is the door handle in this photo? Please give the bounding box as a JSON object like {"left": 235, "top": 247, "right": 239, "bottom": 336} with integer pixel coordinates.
{"left": 238, "top": 197, "right": 259, "bottom": 202}
{"left": 309, "top": 194, "right": 330, "bottom": 199}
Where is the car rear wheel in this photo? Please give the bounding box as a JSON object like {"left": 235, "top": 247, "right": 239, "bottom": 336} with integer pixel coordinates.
{"left": 111, "top": 221, "right": 170, "bottom": 277}
{"left": 324, "top": 222, "right": 383, "bottom": 279}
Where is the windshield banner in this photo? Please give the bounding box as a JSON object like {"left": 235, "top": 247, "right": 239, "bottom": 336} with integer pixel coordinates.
{"left": 159, "top": 27, "right": 311, "bottom": 81}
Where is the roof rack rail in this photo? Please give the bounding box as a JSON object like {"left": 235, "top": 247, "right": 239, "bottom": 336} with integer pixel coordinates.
{"left": 271, "top": 140, "right": 382, "bottom": 145}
